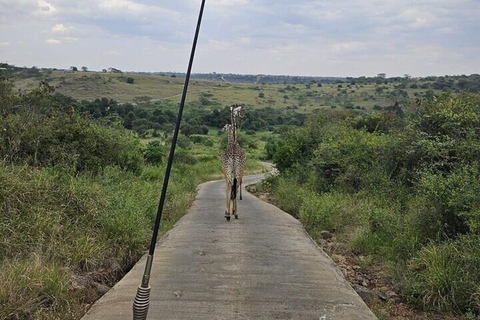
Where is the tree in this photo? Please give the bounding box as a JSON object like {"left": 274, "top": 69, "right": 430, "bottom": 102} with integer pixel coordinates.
{"left": 70, "top": 66, "right": 77, "bottom": 72}
{"left": 81, "top": 66, "right": 88, "bottom": 72}
{"left": 126, "top": 77, "right": 135, "bottom": 84}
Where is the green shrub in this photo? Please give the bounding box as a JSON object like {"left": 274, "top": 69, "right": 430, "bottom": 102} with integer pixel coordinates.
{"left": 415, "top": 164, "right": 480, "bottom": 238}
{"left": 271, "top": 176, "right": 307, "bottom": 218}
{"left": 299, "top": 191, "right": 354, "bottom": 237}
{"left": 0, "top": 112, "right": 143, "bottom": 173}
{"left": 174, "top": 149, "right": 197, "bottom": 165}
{"left": 144, "top": 141, "right": 166, "bottom": 165}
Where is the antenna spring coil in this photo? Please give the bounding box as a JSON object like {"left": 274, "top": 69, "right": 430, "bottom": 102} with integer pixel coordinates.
{"left": 133, "top": 285, "right": 151, "bottom": 320}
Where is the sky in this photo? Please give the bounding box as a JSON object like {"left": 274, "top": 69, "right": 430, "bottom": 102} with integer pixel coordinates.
{"left": 0, "top": 0, "right": 479, "bottom": 77}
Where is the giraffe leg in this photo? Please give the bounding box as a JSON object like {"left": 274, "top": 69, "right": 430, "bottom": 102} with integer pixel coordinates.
{"left": 225, "top": 183, "right": 231, "bottom": 221}
{"left": 233, "top": 189, "right": 238, "bottom": 219}
{"left": 239, "top": 181, "right": 243, "bottom": 200}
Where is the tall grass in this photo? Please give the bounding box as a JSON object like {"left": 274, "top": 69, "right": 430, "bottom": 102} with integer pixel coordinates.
{"left": 0, "top": 152, "right": 262, "bottom": 319}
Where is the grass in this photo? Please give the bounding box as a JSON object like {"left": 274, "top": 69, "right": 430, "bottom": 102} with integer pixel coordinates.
{"left": 1, "top": 67, "right": 457, "bottom": 319}
{"left": 404, "top": 235, "right": 480, "bottom": 314}
{"left": 10, "top": 70, "right": 444, "bottom": 112}
{"left": 0, "top": 147, "right": 263, "bottom": 319}
{"left": 259, "top": 96, "right": 480, "bottom": 318}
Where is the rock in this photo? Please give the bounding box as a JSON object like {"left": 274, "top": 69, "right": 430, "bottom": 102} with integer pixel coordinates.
{"left": 70, "top": 275, "right": 91, "bottom": 291}
{"left": 352, "top": 284, "right": 374, "bottom": 305}
{"left": 320, "top": 230, "right": 333, "bottom": 240}
{"left": 94, "top": 282, "right": 110, "bottom": 295}
{"left": 316, "top": 239, "right": 327, "bottom": 248}
{"left": 331, "top": 254, "right": 346, "bottom": 264}
{"left": 353, "top": 265, "right": 361, "bottom": 270}
{"left": 386, "top": 290, "right": 398, "bottom": 299}
{"left": 356, "top": 275, "right": 366, "bottom": 285}
{"left": 377, "top": 292, "right": 387, "bottom": 301}
{"left": 174, "top": 290, "right": 183, "bottom": 298}
{"left": 249, "top": 185, "right": 257, "bottom": 193}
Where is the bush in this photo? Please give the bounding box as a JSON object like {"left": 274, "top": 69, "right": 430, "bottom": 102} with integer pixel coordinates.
{"left": 175, "top": 134, "right": 192, "bottom": 149}
{"left": 271, "top": 176, "right": 306, "bottom": 218}
{"left": 174, "top": 149, "right": 196, "bottom": 165}
{"left": 0, "top": 112, "right": 143, "bottom": 173}
{"left": 299, "top": 191, "right": 349, "bottom": 236}
{"left": 144, "top": 141, "right": 166, "bottom": 165}
{"left": 268, "top": 94, "right": 480, "bottom": 316}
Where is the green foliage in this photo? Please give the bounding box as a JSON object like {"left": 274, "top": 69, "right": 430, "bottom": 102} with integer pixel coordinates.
{"left": 269, "top": 175, "right": 306, "bottom": 218}
{"left": 0, "top": 82, "right": 143, "bottom": 173}
{"left": 144, "top": 141, "right": 166, "bottom": 165}
{"left": 404, "top": 235, "right": 480, "bottom": 314}
{"left": 0, "top": 81, "right": 248, "bottom": 318}
{"left": 264, "top": 139, "right": 280, "bottom": 160}
{"left": 0, "top": 257, "right": 73, "bottom": 319}
{"left": 182, "top": 124, "right": 209, "bottom": 136}
{"left": 299, "top": 191, "right": 352, "bottom": 236}
{"left": 176, "top": 134, "right": 192, "bottom": 149}
{"left": 0, "top": 154, "right": 231, "bottom": 318}
{"left": 174, "top": 149, "right": 197, "bottom": 165}
{"left": 268, "top": 93, "right": 480, "bottom": 315}
{"left": 0, "top": 112, "right": 143, "bottom": 173}
{"left": 415, "top": 165, "right": 480, "bottom": 237}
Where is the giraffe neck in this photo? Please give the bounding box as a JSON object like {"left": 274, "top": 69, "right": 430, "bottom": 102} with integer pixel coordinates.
{"left": 230, "top": 107, "right": 238, "bottom": 142}
{"left": 227, "top": 125, "right": 235, "bottom": 145}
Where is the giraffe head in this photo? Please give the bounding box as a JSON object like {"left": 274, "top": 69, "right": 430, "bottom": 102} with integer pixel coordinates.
{"left": 232, "top": 105, "right": 242, "bottom": 117}
{"left": 230, "top": 105, "right": 244, "bottom": 131}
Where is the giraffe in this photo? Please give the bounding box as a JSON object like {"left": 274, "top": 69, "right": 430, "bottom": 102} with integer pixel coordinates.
{"left": 221, "top": 105, "right": 246, "bottom": 221}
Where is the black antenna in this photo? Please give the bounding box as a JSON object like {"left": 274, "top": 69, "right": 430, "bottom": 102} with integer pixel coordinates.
{"left": 133, "top": 1, "right": 206, "bottom": 319}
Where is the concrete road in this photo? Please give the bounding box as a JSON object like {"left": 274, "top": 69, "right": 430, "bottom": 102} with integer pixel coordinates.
{"left": 82, "top": 174, "right": 377, "bottom": 320}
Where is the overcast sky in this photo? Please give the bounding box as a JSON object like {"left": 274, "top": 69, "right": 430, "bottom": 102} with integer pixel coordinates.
{"left": 1, "top": 0, "right": 479, "bottom": 77}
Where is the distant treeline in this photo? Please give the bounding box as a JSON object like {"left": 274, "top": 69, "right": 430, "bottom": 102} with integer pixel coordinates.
{"left": 151, "top": 72, "right": 345, "bottom": 84}
{"left": 2, "top": 63, "right": 480, "bottom": 92}
{"left": 349, "top": 74, "right": 480, "bottom": 93}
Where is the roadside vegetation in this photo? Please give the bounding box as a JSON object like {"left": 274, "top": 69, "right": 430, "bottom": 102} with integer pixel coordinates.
{"left": 261, "top": 93, "right": 480, "bottom": 319}
{"left": 2, "top": 65, "right": 480, "bottom": 319}
{"left": 0, "top": 78, "right": 261, "bottom": 319}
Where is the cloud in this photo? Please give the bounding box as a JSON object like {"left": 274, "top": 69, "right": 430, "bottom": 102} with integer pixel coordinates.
{"left": 45, "top": 39, "right": 61, "bottom": 44}
{"left": 63, "top": 37, "right": 78, "bottom": 42}
{"left": 96, "top": 0, "right": 180, "bottom": 18}
{"left": 1, "top": 0, "right": 479, "bottom": 76}
{"left": 330, "top": 42, "right": 369, "bottom": 54}
{"left": 208, "top": 0, "right": 249, "bottom": 6}
{"left": 104, "top": 50, "right": 120, "bottom": 56}
{"left": 37, "top": 0, "right": 56, "bottom": 13}
{"left": 52, "top": 23, "right": 74, "bottom": 33}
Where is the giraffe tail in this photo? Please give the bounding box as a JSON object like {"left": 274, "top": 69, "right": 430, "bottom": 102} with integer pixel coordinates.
{"left": 231, "top": 178, "right": 237, "bottom": 200}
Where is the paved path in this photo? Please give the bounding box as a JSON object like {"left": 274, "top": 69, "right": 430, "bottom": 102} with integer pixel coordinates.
{"left": 82, "top": 174, "right": 377, "bottom": 320}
